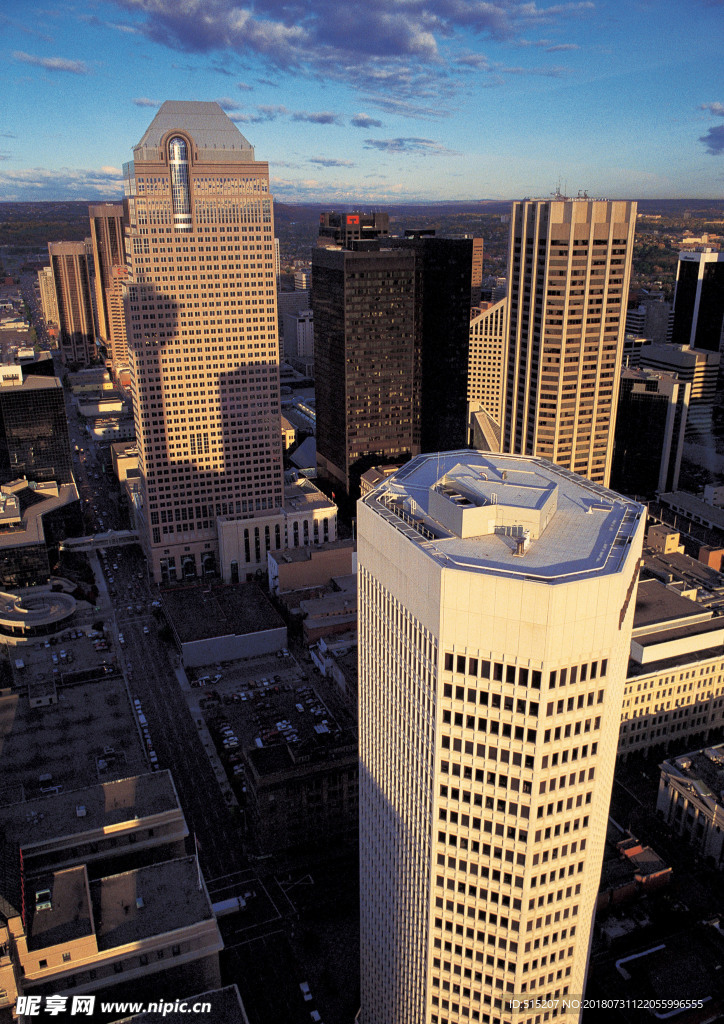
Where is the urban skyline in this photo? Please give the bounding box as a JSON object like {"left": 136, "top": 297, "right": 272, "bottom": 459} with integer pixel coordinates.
{"left": 2, "top": 0, "right": 724, "bottom": 203}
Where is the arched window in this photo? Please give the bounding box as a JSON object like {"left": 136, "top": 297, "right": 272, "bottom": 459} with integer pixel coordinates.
{"left": 168, "top": 136, "right": 191, "bottom": 231}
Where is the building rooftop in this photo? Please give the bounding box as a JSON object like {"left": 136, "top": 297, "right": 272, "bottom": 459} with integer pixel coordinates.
{"left": 659, "top": 490, "right": 724, "bottom": 532}
{"left": 0, "top": 771, "right": 181, "bottom": 847}
{"left": 134, "top": 101, "right": 254, "bottom": 159}
{"left": 91, "top": 856, "right": 213, "bottom": 950}
{"left": 633, "top": 578, "right": 713, "bottom": 635}
{"left": 362, "top": 451, "right": 644, "bottom": 584}
{"left": 113, "top": 985, "right": 249, "bottom": 1024}
{"left": 0, "top": 375, "right": 62, "bottom": 395}
{"left": 642, "top": 550, "right": 724, "bottom": 608}
{"left": 0, "top": 482, "right": 79, "bottom": 550}
{"left": 661, "top": 743, "right": 724, "bottom": 809}
{"left": 283, "top": 475, "right": 335, "bottom": 513}
{"left": 163, "top": 582, "right": 284, "bottom": 643}
{"left": 274, "top": 538, "right": 354, "bottom": 566}
{"left": 26, "top": 865, "right": 92, "bottom": 950}
{"left": 0, "top": 679, "right": 147, "bottom": 806}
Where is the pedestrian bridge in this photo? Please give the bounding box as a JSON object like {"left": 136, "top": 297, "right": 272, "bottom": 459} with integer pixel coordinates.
{"left": 60, "top": 529, "right": 139, "bottom": 552}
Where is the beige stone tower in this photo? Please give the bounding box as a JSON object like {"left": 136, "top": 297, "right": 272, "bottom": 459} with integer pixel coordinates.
{"left": 358, "top": 451, "right": 645, "bottom": 1024}
{"left": 123, "top": 101, "right": 283, "bottom": 582}
{"left": 502, "top": 198, "right": 637, "bottom": 487}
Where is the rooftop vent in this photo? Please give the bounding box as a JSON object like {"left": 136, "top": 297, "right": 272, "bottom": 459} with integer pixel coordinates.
{"left": 35, "top": 890, "right": 52, "bottom": 911}
{"left": 76, "top": 805, "right": 87, "bottom": 818}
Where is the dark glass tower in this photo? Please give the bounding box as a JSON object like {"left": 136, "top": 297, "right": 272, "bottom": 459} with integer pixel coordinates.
{"left": 0, "top": 377, "right": 73, "bottom": 485}
{"left": 671, "top": 250, "right": 724, "bottom": 353}
{"left": 312, "top": 236, "right": 473, "bottom": 495}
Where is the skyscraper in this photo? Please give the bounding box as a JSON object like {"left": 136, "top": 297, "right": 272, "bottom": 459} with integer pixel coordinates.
{"left": 48, "top": 240, "right": 96, "bottom": 365}
{"left": 88, "top": 202, "right": 127, "bottom": 375}
{"left": 313, "top": 236, "right": 473, "bottom": 494}
{"left": 610, "top": 367, "right": 688, "bottom": 498}
{"left": 124, "top": 101, "right": 284, "bottom": 582}
{"left": 502, "top": 198, "right": 637, "bottom": 487}
{"left": 670, "top": 249, "right": 724, "bottom": 353}
{"left": 313, "top": 244, "right": 420, "bottom": 493}
{"left": 468, "top": 298, "right": 507, "bottom": 433}
{"left": 358, "top": 450, "right": 645, "bottom": 1024}
{"left": 37, "top": 267, "right": 59, "bottom": 327}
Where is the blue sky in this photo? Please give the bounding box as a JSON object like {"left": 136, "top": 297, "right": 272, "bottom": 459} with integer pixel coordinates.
{"left": 1, "top": 0, "right": 723, "bottom": 203}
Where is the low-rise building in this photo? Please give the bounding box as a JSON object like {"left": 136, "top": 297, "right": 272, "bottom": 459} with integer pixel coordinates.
{"left": 618, "top": 578, "right": 724, "bottom": 757}
{"left": 243, "top": 732, "right": 358, "bottom": 862}
{"left": 110, "top": 442, "right": 139, "bottom": 484}
{"left": 0, "top": 772, "right": 187, "bottom": 877}
{"left": 162, "top": 583, "right": 287, "bottom": 667}
{"left": 268, "top": 538, "right": 355, "bottom": 596}
{"left": 657, "top": 744, "right": 724, "bottom": 868}
{"left": 6, "top": 856, "right": 222, "bottom": 1000}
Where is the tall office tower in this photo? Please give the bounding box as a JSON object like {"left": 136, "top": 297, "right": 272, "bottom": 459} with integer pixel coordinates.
{"left": 610, "top": 367, "right": 688, "bottom": 498}
{"left": 318, "top": 210, "right": 390, "bottom": 247}
{"left": 638, "top": 342, "right": 718, "bottom": 433}
{"left": 313, "top": 237, "right": 472, "bottom": 494}
{"left": 106, "top": 263, "right": 130, "bottom": 373}
{"left": 468, "top": 298, "right": 507, "bottom": 430}
{"left": 124, "top": 101, "right": 283, "bottom": 582}
{"left": 670, "top": 249, "right": 724, "bottom": 353}
{"left": 37, "top": 267, "right": 59, "bottom": 326}
{"left": 358, "top": 450, "right": 645, "bottom": 1024}
{"left": 0, "top": 375, "right": 73, "bottom": 485}
{"left": 471, "top": 237, "right": 484, "bottom": 301}
{"left": 48, "top": 241, "right": 96, "bottom": 365}
{"left": 394, "top": 237, "right": 473, "bottom": 456}
{"left": 624, "top": 291, "right": 671, "bottom": 345}
{"left": 314, "top": 244, "right": 419, "bottom": 493}
{"left": 88, "top": 202, "right": 127, "bottom": 370}
{"left": 502, "top": 198, "right": 637, "bottom": 487}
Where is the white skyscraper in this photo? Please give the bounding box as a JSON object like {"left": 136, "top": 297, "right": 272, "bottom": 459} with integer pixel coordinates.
{"left": 358, "top": 451, "right": 645, "bottom": 1024}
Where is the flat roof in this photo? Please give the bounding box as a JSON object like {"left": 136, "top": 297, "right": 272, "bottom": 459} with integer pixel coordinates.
{"left": 643, "top": 550, "right": 724, "bottom": 599}
{"left": 0, "top": 679, "right": 147, "bottom": 806}
{"left": 661, "top": 743, "right": 724, "bottom": 809}
{"left": 163, "top": 583, "right": 284, "bottom": 643}
{"left": 114, "top": 985, "right": 248, "bottom": 1024}
{"left": 362, "top": 451, "right": 644, "bottom": 584}
{"left": 26, "top": 865, "right": 92, "bottom": 951}
{"left": 660, "top": 491, "right": 724, "bottom": 532}
{"left": 0, "top": 482, "right": 79, "bottom": 550}
{"left": 633, "top": 578, "right": 713, "bottom": 633}
{"left": 275, "top": 538, "right": 354, "bottom": 566}
{"left": 91, "top": 856, "right": 213, "bottom": 949}
{"left": 634, "top": 617, "right": 724, "bottom": 649}
{"left": 0, "top": 771, "right": 181, "bottom": 847}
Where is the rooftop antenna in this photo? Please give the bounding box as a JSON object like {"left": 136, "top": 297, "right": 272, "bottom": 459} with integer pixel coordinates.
{"left": 577, "top": 189, "right": 589, "bottom": 199}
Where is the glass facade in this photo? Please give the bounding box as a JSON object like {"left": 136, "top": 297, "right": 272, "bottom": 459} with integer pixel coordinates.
{"left": 168, "top": 136, "right": 192, "bottom": 231}
{"left": 0, "top": 381, "right": 73, "bottom": 485}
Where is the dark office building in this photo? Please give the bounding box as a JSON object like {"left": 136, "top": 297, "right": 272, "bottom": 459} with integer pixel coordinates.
{"left": 0, "top": 377, "right": 73, "bottom": 485}
{"left": 610, "top": 367, "right": 689, "bottom": 499}
{"left": 671, "top": 250, "right": 724, "bottom": 353}
{"left": 389, "top": 236, "right": 473, "bottom": 454}
{"left": 318, "top": 211, "right": 390, "bottom": 248}
{"left": 313, "top": 245, "right": 420, "bottom": 493}
{"left": 312, "top": 236, "right": 473, "bottom": 494}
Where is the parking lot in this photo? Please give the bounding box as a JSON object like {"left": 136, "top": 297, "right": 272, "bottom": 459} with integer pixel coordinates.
{"left": 183, "top": 654, "right": 343, "bottom": 799}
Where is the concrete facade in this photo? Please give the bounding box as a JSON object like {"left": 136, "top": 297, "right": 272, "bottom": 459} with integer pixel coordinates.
{"left": 502, "top": 198, "right": 637, "bottom": 487}
{"left": 357, "top": 451, "right": 645, "bottom": 1024}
